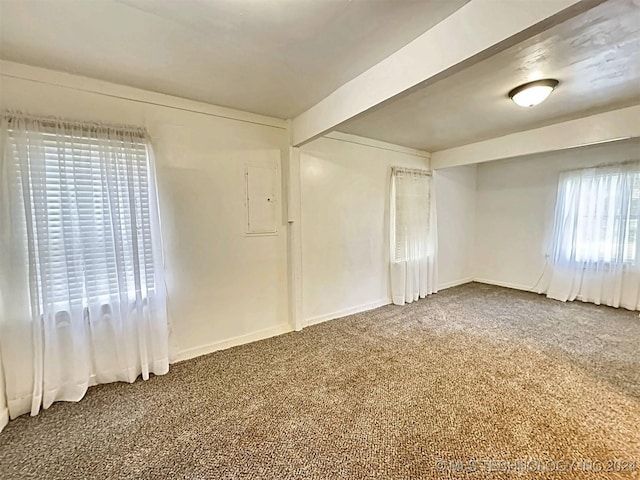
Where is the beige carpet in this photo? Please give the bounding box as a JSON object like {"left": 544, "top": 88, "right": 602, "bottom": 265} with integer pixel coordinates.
{"left": 1, "top": 283, "right": 639, "bottom": 479}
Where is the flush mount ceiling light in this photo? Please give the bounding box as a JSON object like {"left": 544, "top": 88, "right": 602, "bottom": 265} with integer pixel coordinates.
{"left": 508, "top": 79, "right": 559, "bottom": 107}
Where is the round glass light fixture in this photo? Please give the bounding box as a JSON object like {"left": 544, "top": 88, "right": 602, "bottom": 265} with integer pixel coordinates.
{"left": 508, "top": 79, "right": 559, "bottom": 107}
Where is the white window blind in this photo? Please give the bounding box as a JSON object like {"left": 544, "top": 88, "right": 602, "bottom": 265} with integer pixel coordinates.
{"left": 393, "top": 169, "right": 431, "bottom": 262}
{"left": 5, "top": 120, "right": 156, "bottom": 312}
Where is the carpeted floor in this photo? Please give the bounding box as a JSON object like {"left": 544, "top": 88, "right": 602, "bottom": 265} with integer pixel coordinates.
{"left": 1, "top": 283, "right": 639, "bottom": 479}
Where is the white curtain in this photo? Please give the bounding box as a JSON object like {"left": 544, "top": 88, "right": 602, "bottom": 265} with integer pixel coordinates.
{"left": 0, "top": 112, "right": 169, "bottom": 425}
{"left": 0, "top": 356, "right": 7, "bottom": 432}
{"left": 541, "top": 162, "right": 640, "bottom": 310}
{"left": 390, "top": 167, "right": 438, "bottom": 305}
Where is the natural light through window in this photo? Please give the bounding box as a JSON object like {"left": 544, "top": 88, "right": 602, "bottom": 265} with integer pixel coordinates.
{"left": 554, "top": 166, "right": 640, "bottom": 265}
{"left": 1, "top": 113, "right": 169, "bottom": 420}
{"left": 7, "top": 128, "right": 155, "bottom": 311}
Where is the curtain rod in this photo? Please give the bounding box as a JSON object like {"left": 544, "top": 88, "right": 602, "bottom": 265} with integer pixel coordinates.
{"left": 2, "top": 110, "right": 149, "bottom": 137}
{"left": 561, "top": 158, "right": 640, "bottom": 174}
{"left": 392, "top": 166, "right": 432, "bottom": 176}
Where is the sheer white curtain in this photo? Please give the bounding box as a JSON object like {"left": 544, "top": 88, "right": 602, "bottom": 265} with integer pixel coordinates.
{"left": 541, "top": 162, "right": 640, "bottom": 309}
{"left": 0, "top": 357, "right": 7, "bottom": 432}
{"left": 0, "top": 112, "right": 169, "bottom": 425}
{"left": 390, "top": 167, "right": 437, "bottom": 305}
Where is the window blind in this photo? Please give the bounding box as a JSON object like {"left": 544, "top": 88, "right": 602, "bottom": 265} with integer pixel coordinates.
{"left": 393, "top": 168, "right": 431, "bottom": 262}
{"left": 6, "top": 123, "right": 156, "bottom": 311}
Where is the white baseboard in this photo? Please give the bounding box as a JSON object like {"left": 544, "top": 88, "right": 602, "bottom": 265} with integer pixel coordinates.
{"left": 438, "top": 277, "right": 474, "bottom": 290}
{"left": 306, "top": 298, "right": 392, "bottom": 326}
{"left": 173, "top": 323, "right": 292, "bottom": 363}
{"left": 474, "top": 278, "right": 535, "bottom": 292}
{"left": 170, "top": 278, "right": 532, "bottom": 365}
{"left": 0, "top": 408, "right": 8, "bottom": 433}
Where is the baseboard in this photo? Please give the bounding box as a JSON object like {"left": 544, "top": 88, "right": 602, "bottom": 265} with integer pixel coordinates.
{"left": 306, "top": 298, "right": 392, "bottom": 326}
{"left": 170, "top": 278, "right": 527, "bottom": 364}
{"left": 474, "top": 278, "right": 535, "bottom": 292}
{"left": 438, "top": 277, "right": 474, "bottom": 290}
{"left": 0, "top": 408, "right": 8, "bottom": 433}
{"left": 173, "top": 323, "right": 293, "bottom": 363}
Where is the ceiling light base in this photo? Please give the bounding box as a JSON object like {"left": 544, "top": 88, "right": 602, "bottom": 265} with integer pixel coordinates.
{"left": 508, "top": 79, "right": 559, "bottom": 107}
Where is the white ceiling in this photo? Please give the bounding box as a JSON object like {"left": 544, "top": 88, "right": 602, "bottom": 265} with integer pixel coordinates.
{"left": 338, "top": 0, "right": 640, "bottom": 152}
{"left": 0, "top": 0, "right": 468, "bottom": 119}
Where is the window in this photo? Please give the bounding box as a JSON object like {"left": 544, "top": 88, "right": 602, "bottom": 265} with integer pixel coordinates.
{"left": 392, "top": 169, "right": 431, "bottom": 263}
{"left": 3, "top": 115, "right": 160, "bottom": 314}
{"left": 0, "top": 113, "right": 169, "bottom": 417}
{"left": 389, "top": 167, "right": 437, "bottom": 305}
{"left": 552, "top": 164, "right": 640, "bottom": 265}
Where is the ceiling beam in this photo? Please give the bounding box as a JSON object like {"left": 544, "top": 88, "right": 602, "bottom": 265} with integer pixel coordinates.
{"left": 291, "top": 0, "right": 603, "bottom": 147}
{"left": 431, "top": 105, "right": 640, "bottom": 169}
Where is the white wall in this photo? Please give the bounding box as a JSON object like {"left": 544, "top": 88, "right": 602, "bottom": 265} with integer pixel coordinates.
{"left": 0, "top": 64, "right": 481, "bottom": 365}
{"left": 475, "top": 139, "right": 640, "bottom": 290}
{"left": 0, "top": 69, "right": 291, "bottom": 361}
{"left": 300, "top": 136, "right": 430, "bottom": 324}
{"left": 433, "top": 165, "right": 477, "bottom": 288}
